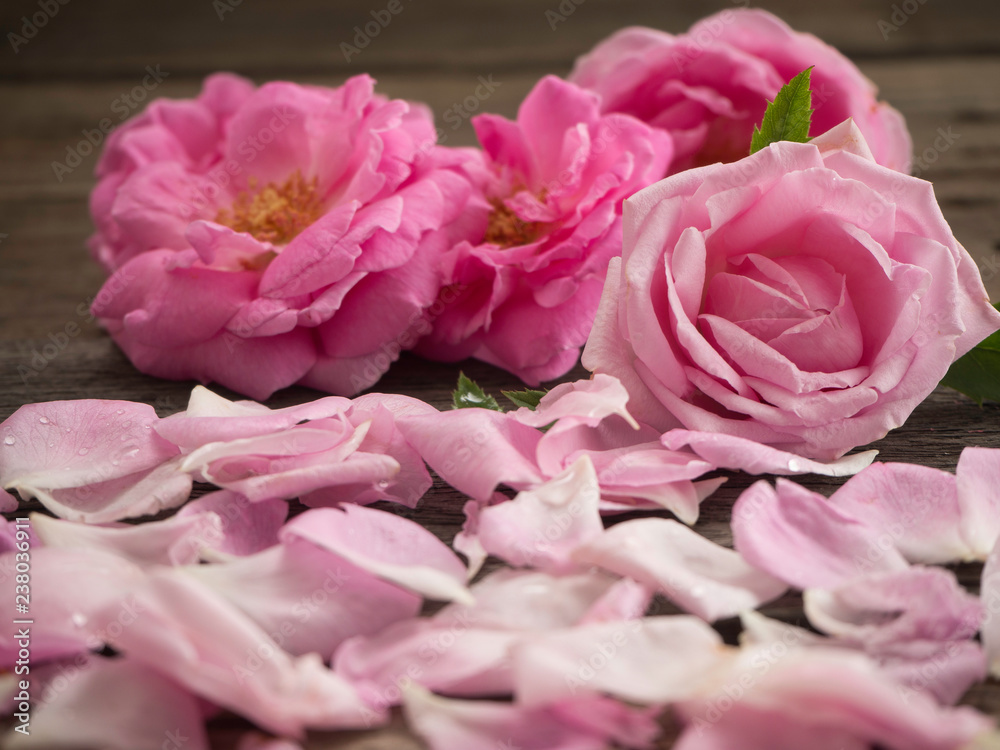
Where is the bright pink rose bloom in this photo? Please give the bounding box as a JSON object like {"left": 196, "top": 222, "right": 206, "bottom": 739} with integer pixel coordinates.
{"left": 583, "top": 122, "right": 1000, "bottom": 460}
{"left": 414, "top": 76, "right": 673, "bottom": 385}
{"left": 569, "top": 9, "right": 912, "bottom": 173}
{"left": 89, "top": 73, "right": 480, "bottom": 398}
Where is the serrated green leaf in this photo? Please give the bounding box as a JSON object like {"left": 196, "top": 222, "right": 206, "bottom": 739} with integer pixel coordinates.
{"left": 941, "top": 304, "right": 1000, "bottom": 405}
{"left": 502, "top": 388, "right": 548, "bottom": 410}
{"left": 452, "top": 372, "right": 502, "bottom": 411}
{"left": 749, "top": 67, "right": 814, "bottom": 155}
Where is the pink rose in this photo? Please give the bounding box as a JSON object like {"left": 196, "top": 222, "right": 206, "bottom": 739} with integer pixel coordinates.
{"left": 414, "top": 76, "right": 673, "bottom": 384}
{"left": 569, "top": 9, "right": 912, "bottom": 173}
{"left": 583, "top": 121, "right": 1000, "bottom": 460}
{"left": 89, "top": 73, "right": 480, "bottom": 398}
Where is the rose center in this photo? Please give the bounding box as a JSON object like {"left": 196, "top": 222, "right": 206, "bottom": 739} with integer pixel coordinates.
{"left": 484, "top": 199, "right": 546, "bottom": 248}
{"left": 216, "top": 170, "right": 324, "bottom": 245}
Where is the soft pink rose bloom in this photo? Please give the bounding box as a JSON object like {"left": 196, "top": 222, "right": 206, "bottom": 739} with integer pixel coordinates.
{"left": 414, "top": 76, "right": 673, "bottom": 384}
{"left": 673, "top": 647, "right": 995, "bottom": 750}
{"left": 584, "top": 122, "right": 1000, "bottom": 460}
{"left": 89, "top": 73, "right": 482, "bottom": 398}
{"left": 569, "top": 9, "right": 912, "bottom": 173}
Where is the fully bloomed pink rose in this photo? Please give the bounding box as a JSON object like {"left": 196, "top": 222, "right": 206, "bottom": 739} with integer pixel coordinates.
{"left": 414, "top": 76, "right": 673, "bottom": 384}
{"left": 583, "top": 121, "right": 1000, "bottom": 461}
{"left": 89, "top": 73, "right": 481, "bottom": 398}
{"left": 569, "top": 8, "right": 912, "bottom": 173}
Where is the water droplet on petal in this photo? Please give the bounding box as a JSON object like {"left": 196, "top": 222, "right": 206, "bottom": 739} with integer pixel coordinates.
{"left": 3, "top": 435, "right": 14, "bottom": 446}
{"left": 71, "top": 613, "right": 87, "bottom": 627}
{"left": 690, "top": 585, "right": 707, "bottom": 599}
{"left": 787, "top": 459, "right": 801, "bottom": 473}
{"left": 116, "top": 409, "right": 125, "bottom": 415}
{"left": 78, "top": 447, "right": 89, "bottom": 456}
{"left": 377, "top": 479, "right": 390, "bottom": 489}
{"left": 111, "top": 460, "right": 120, "bottom": 467}
{"left": 38, "top": 416, "right": 50, "bottom": 424}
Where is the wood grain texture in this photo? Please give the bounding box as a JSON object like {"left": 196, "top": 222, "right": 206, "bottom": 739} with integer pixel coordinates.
{"left": 3, "top": 0, "right": 1000, "bottom": 746}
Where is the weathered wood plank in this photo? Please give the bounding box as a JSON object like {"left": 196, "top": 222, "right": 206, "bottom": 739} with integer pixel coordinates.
{"left": 1, "top": 0, "right": 998, "bottom": 82}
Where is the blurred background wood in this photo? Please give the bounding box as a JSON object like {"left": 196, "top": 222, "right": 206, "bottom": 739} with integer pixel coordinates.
{"left": 2, "top": 1, "right": 1000, "bottom": 747}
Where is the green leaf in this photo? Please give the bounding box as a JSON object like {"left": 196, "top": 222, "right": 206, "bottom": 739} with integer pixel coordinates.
{"left": 452, "top": 372, "right": 502, "bottom": 411}
{"left": 749, "top": 67, "right": 814, "bottom": 155}
{"left": 941, "top": 304, "right": 1000, "bottom": 405}
{"left": 502, "top": 388, "right": 548, "bottom": 410}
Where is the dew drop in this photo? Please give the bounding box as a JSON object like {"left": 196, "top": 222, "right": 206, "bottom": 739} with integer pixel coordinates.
{"left": 38, "top": 416, "right": 50, "bottom": 424}
{"left": 690, "top": 585, "right": 707, "bottom": 599}
{"left": 111, "top": 460, "right": 120, "bottom": 467}
{"left": 78, "top": 447, "right": 90, "bottom": 456}
{"left": 116, "top": 409, "right": 125, "bottom": 415}
{"left": 787, "top": 458, "right": 801, "bottom": 473}
{"left": 377, "top": 479, "right": 390, "bottom": 489}
{"left": 71, "top": 613, "right": 87, "bottom": 628}
{"left": 3, "top": 435, "right": 14, "bottom": 446}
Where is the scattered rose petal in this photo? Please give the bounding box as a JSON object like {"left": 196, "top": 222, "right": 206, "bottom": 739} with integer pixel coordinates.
{"left": 573, "top": 517, "right": 787, "bottom": 622}
{"left": 732, "top": 479, "right": 908, "bottom": 590}
{"left": 4, "top": 657, "right": 209, "bottom": 750}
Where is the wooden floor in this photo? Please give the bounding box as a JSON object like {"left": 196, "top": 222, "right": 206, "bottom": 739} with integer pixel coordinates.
{"left": 2, "top": 1, "right": 1000, "bottom": 747}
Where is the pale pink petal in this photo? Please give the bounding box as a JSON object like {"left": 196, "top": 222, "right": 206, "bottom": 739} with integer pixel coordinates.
{"left": 177, "top": 490, "right": 287, "bottom": 558}
{"left": 5, "top": 657, "right": 209, "bottom": 750}
{"left": 678, "top": 646, "right": 994, "bottom": 750}
{"left": 829, "top": 462, "right": 970, "bottom": 564}
{"left": 154, "top": 386, "right": 351, "bottom": 450}
{"left": 731, "top": 479, "right": 908, "bottom": 590}
{"left": 0, "top": 547, "right": 145, "bottom": 666}
{"left": 573, "top": 518, "right": 786, "bottom": 621}
{"left": 334, "top": 569, "right": 632, "bottom": 702}
{"left": 957, "top": 447, "right": 1000, "bottom": 560}
{"left": 476, "top": 456, "right": 603, "bottom": 571}
{"left": 281, "top": 505, "right": 471, "bottom": 604}
{"left": 514, "top": 374, "right": 640, "bottom": 430}
{"left": 981, "top": 535, "right": 1000, "bottom": 678}
{"left": 37, "top": 456, "right": 193, "bottom": 523}
{"left": 662, "top": 430, "right": 877, "bottom": 477}
{"left": 237, "top": 734, "right": 305, "bottom": 750}
{"left": 0, "top": 488, "right": 17, "bottom": 512}
{"left": 94, "top": 568, "right": 380, "bottom": 736}
{"left": 185, "top": 539, "right": 421, "bottom": 657}
{"left": 511, "top": 616, "right": 724, "bottom": 706}
{"left": 31, "top": 511, "right": 224, "bottom": 567}
{"left": 403, "top": 685, "right": 657, "bottom": 750}
{"left": 0, "top": 399, "right": 177, "bottom": 498}
{"left": 396, "top": 409, "right": 544, "bottom": 502}
{"left": 805, "top": 567, "right": 984, "bottom": 698}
